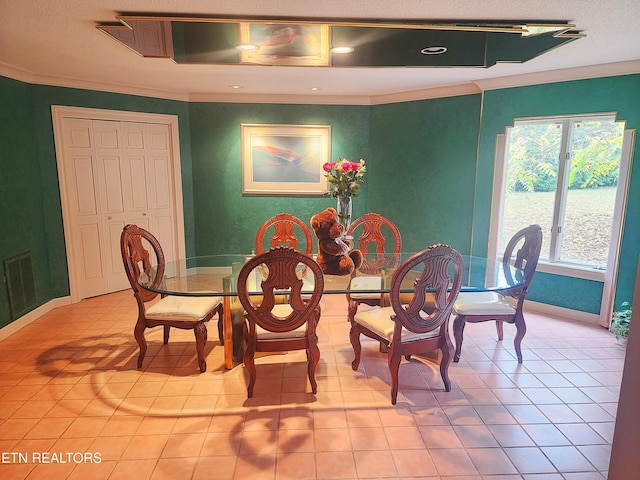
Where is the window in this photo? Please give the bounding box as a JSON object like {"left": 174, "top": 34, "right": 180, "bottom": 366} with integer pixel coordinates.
{"left": 494, "top": 114, "right": 627, "bottom": 276}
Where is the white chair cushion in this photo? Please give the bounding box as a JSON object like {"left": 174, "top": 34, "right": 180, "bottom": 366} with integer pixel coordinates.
{"left": 146, "top": 295, "right": 222, "bottom": 322}
{"left": 349, "top": 275, "right": 382, "bottom": 300}
{"left": 353, "top": 306, "right": 440, "bottom": 343}
{"left": 255, "top": 304, "right": 307, "bottom": 339}
{"left": 453, "top": 291, "right": 516, "bottom": 316}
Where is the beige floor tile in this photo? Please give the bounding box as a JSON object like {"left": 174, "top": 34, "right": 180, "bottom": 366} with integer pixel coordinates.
{"left": 275, "top": 451, "right": 316, "bottom": 479}
{"left": 354, "top": 449, "right": 397, "bottom": 477}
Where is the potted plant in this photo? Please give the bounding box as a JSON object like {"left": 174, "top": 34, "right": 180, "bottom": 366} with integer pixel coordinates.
{"left": 610, "top": 301, "right": 632, "bottom": 340}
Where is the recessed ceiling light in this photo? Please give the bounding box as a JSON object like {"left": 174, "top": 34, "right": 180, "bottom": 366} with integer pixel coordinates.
{"left": 228, "top": 85, "right": 243, "bottom": 89}
{"left": 307, "top": 87, "right": 322, "bottom": 92}
{"left": 421, "top": 46, "right": 447, "bottom": 55}
{"left": 236, "top": 44, "right": 259, "bottom": 51}
{"left": 330, "top": 46, "right": 354, "bottom": 54}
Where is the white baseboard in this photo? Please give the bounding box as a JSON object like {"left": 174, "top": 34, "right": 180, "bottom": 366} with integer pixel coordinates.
{"left": 0, "top": 297, "right": 71, "bottom": 341}
{"left": 524, "top": 300, "right": 601, "bottom": 326}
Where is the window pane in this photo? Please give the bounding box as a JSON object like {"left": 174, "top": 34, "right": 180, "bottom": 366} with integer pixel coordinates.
{"left": 558, "top": 120, "right": 623, "bottom": 267}
{"left": 501, "top": 122, "right": 561, "bottom": 258}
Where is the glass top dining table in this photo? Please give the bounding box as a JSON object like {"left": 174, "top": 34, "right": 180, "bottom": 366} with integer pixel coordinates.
{"left": 138, "top": 253, "right": 523, "bottom": 368}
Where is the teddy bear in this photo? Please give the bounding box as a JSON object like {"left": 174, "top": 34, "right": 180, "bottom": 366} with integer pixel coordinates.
{"left": 310, "top": 207, "right": 363, "bottom": 276}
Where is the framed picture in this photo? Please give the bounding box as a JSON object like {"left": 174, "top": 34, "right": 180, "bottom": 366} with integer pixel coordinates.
{"left": 241, "top": 124, "right": 331, "bottom": 195}
{"left": 239, "top": 23, "right": 330, "bottom": 66}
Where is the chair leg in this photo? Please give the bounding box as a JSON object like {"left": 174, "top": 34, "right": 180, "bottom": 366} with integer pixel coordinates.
{"left": 163, "top": 325, "right": 170, "bottom": 344}
{"left": 244, "top": 330, "right": 257, "bottom": 398}
{"left": 495, "top": 320, "right": 504, "bottom": 341}
{"left": 194, "top": 322, "right": 208, "bottom": 373}
{"left": 349, "top": 322, "right": 362, "bottom": 371}
{"left": 217, "top": 305, "right": 224, "bottom": 345}
{"left": 388, "top": 343, "right": 401, "bottom": 405}
{"left": 513, "top": 314, "right": 527, "bottom": 364}
{"left": 347, "top": 298, "right": 358, "bottom": 323}
{"left": 307, "top": 334, "right": 320, "bottom": 394}
{"left": 440, "top": 337, "right": 454, "bottom": 392}
{"left": 452, "top": 315, "right": 465, "bottom": 363}
{"left": 134, "top": 319, "right": 147, "bottom": 369}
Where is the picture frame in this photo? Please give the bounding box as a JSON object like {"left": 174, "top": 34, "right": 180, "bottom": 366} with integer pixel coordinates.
{"left": 241, "top": 124, "right": 331, "bottom": 195}
{"left": 238, "top": 23, "right": 330, "bottom": 66}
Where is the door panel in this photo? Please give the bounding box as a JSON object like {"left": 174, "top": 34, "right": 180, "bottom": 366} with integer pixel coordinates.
{"left": 79, "top": 225, "right": 103, "bottom": 278}
{"left": 74, "top": 157, "right": 98, "bottom": 215}
{"left": 130, "top": 157, "right": 148, "bottom": 210}
{"left": 103, "top": 157, "right": 125, "bottom": 213}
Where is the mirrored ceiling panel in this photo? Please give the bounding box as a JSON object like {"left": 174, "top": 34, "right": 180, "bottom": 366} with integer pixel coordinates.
{"left": 97, "top": 15, "right": 583, "bottom": 68}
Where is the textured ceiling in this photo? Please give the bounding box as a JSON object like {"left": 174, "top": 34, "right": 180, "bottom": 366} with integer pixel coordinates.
{"left": 1, "top": 0, "right": 639, "bottom": 104}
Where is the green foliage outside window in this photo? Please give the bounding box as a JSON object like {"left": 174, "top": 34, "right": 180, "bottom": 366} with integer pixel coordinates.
{"left": 506, "top": 120, "right": 623, "bottom": 193}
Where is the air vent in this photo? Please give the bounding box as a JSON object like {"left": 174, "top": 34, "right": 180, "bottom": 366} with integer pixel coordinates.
{"left": 4, "top": 252, "right": 36, "bottom": 319}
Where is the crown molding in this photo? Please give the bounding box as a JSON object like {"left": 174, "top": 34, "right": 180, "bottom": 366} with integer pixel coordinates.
{"left": 2, "top": 60, "right": 639, "bottom": 106}
{"left": 473, "top": 60, "right": 640, "bottom": 91}
{"left": 0, "top": 62, "right": 190, "bottom": 102}
{"left": 0, "top": 62, "right": 36, "bottom": 84}
{"left": 188, "top": 92, "right": 372, "bottom": 105}
{"left": 370, "top": 83, "right": 482, "bottom": 104}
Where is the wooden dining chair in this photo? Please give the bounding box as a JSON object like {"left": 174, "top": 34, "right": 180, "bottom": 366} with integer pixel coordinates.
{"left": 120, "top": 224, "right": 224, "bottom": 373}
{"left": 452, "top": 224, "right": 543, "bottom": 363}
{"left": 255, "top": 212, "right": 313, "bottom": 255}
{"left": 229, "top": 213, "right": 315, "bottom": 363}
{"left": 349, "top": 243, "right": 464, "bottom": 404}
{"left": 237, "top": 247, "right": 324, "bottom": 398}
{"left": 346, "top": 213, "right": 402, "bottom": 322}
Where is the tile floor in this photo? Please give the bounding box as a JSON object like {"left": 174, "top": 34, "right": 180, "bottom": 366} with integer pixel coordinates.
{"left": 0, "top": 290, "right": 625, "bottom": 479}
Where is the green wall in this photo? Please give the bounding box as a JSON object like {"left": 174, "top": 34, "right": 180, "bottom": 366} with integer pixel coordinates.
{"left": 475, "top": 74, "right": 640, "bottom": 313}
{"left": 368, "top": 94, "right": 482, "bottom": 253}
{"left": 0, "top": 77, "right": 50, "bottom": 326}
{"left": 188, "top": 102, "right": 370, "bottom": 255}
{"left": 1, "top": 73, "right": 638, "bottom": 329}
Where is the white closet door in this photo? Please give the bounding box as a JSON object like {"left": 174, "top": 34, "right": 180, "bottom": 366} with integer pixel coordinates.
{"left": 59, "top": 117, "right": 178, "bottom": 299}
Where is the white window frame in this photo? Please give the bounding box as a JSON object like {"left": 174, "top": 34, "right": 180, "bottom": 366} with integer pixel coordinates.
{"left": 488, "top": 113, "right": 634, "bottom": 325}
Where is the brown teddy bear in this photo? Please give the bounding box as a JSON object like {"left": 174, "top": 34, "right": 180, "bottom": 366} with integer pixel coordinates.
{"left": 310, "top": 207, "right": 363, "bottom": 276}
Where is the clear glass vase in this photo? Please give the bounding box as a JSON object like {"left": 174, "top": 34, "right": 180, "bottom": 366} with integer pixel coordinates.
{"left": 336, "top": 196, "right": 352, "bottom": 230}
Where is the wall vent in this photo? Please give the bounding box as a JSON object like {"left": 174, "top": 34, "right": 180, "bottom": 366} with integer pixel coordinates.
{"left": 4, "top": 252, "right": 36, "bottom": 320}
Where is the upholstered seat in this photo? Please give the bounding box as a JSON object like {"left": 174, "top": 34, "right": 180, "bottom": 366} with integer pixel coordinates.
{"left": 354, "top": 306, "right": 441, "bottom": 343}
{"left": 348, "top": 275, "right": 382, "bottom": 299}
{"left": 453, "top": 292, "right": 516, "bottom": 316}
{"left": 146, "top": 295, "right": 223, "bottom": 321}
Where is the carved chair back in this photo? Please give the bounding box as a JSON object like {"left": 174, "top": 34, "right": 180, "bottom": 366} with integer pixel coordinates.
{"left": 237, "top": 247, "right": 323, "bottom": 333}
{"left": 389, "top": 243, "right": 464, "bottom": 336}
{"left": 501, "top": 224, "right": 543, "bottom": 304}
{"left": 120, "top": 224, "right": 164, "bottom": 304}
{"left": 347, "top": 213, "right": 402, "bottom": 274}
{"left": 255, "top": 213, "right": 313, "bottom": 255}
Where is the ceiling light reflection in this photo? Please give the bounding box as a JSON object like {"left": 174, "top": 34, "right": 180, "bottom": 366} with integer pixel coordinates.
{"left": 330, "top": 46, "right": 354, "bottom": 54}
